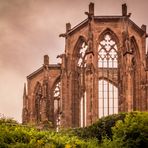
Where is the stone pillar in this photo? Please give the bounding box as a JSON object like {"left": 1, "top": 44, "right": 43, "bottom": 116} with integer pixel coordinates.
{"left": 59, "top": 24, "right": 72, "bottom": 128}
{"left": 123, "top": 53, "right": 133, "bottom": 112}
{"left": 122, "top": 3, "right": 127, "bottom": 16}
{"left": 44, "top": 55, "right": 49, "bottom": 65}
{"left": 85, "top": 52, "right": 96, "bottom": 126}
{"left": 22, "top": 83, "right": 28, "bottom": 124}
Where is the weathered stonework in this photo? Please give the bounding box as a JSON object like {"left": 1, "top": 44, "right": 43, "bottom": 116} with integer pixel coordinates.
{"left": 22, "top": 3, "right": 148, "bottom": 128}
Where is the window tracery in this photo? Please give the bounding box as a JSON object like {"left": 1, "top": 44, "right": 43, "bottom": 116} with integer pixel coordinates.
{"left": 53, "top": 82, "right": 61, "bottom": 98}
{"left": 77, "top": 42, "right": 88, "bottom": 67}
{"left": 53, "top": 81, "right": 61, "bottom": 129}
{"left": 98, "top": 34, "right": 117, "bottom": 68}
{"left": 98, "top": 33, "right": 118, "bottom": 118}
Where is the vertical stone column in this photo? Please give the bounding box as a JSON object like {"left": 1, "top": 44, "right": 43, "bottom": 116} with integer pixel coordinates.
{"left": 146, "top": 71, "right": 148, "bottom": 110}
{"left": 144, "top": 55, "right": 148, "bottom": 111}
{"left": 85, "top": 53, "right": 94, "bottom": 126}
{"left": 22, "top": 83, "right": 28, "bottom": 124}
{"left": 140, "top": 25, "right": 147, "bottom": 111}
{"left": 59, "top": 23, "right": 72, "bottom": 128}
{"left": 41, "top": 81, "right": 48, "bottom": 122}
{"left": 121, "top": 13, "right": 134, "bottom": 111}
{"left": 84, "top": 2, "right": 98, "bottom": 126}
{"left": 123, "top": 52, "right": 133, "bottom": 112}
{"left": 41, "top": 55, "right": 49, "bottom": 123}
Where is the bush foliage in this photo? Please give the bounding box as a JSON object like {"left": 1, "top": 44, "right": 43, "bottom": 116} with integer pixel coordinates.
{"left": 0, "top": 111, "right": 147, "bottom": 148}
{"left": 112, "top": 111, "right": 148, "bottom": 148}
{"left": 72, "top": 112, "right": 126, "bottom": 141}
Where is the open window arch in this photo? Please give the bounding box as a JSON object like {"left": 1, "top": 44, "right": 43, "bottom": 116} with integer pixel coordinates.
{"left": 34, "top": 81, "right": 42, "bottom": 123}
{"left": 72, "top": 36, "right": 88, "bottom": 127}
{"left": 98, "top": 28, "right": 119, "bottom": 118}
{"left": 52, "top": 77, "right": 61, "bottom": 127}
{"left": 73, "top": 36, "right": 88, "bottom": 68}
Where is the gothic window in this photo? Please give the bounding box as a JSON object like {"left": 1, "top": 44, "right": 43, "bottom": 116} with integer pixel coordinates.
{"left": 53, "top": 81, "right": 61, "bottom": 127}
{"left": 98, "top": 33, "right": 118, "bottom": 118}
{"left": 77, "top": 41, "right": 87, "bottom": 127}
{"left": 34, "top": 82, "right": 42, "bottom": 123}
{"left": 77, "top": 42, "right": 88, "bottom": 67}
{"left": 53, "top": 81, "right": 61, "bottom": 112}
{"left": 53, "top": 82, "right": 61, "bottom": 98}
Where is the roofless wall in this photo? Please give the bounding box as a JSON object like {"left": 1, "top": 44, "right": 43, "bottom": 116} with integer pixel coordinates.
{"left": 22, "top": 3, "right": 148, "bottom": 129}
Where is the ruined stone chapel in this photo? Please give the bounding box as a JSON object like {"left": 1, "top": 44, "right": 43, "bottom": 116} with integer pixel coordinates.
{"left": 22, "top": 3, "right": 148, "bottom": 128}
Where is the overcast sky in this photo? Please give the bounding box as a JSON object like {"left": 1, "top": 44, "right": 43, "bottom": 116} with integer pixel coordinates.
{"left": 0, "top": 0, "right": 148, "bottom": 122}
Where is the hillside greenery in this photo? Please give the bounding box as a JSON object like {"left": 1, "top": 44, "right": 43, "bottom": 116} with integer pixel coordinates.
{"left": 0, "top": 111, "right": 148, "bottom": 148}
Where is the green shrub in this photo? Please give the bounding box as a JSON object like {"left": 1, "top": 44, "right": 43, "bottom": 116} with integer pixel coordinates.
{"left": 0, "top": 117, "right": 18, "bottom": 125}
{"left": 0, "top": 123, "right": 99, "bottom": 147}
{"left": 72, "top": 113, "right": 126, "bottom": 142}
{"left": 0, "top": 112, "right": 147, "bottom": 148}
{"left": 112, "top": 111, "right": 148, "bottom": 148}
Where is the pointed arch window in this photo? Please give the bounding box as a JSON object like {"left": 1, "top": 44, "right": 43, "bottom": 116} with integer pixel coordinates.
{"left": 34, "top": 82, "right": 42, "bottom": 123}
{"left": 98, "top": 32, "right": 118, "bottom": 118}
{"left": 53, "top": 81, "right": 61, "bottom": 128}
{"left": 53, "top": 81, "right": 61, "bottom": 112}
{"left": 76, "top": 40, "right": 88, "bottom": 127}
{"left": 53, "top": 82, "right": 61, "bottom": 98}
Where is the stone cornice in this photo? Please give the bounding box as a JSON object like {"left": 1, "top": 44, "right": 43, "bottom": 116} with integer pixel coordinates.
{"left": 66, "top": 16, "right": 145, "bottom": 37}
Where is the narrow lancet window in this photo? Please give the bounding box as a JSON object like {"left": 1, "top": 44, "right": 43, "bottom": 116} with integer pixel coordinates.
{"left": 34, "top": 82, "right": 42, "bottom": 123}
{"left": 77, "top": 41, "right": 88, "bottom": 127}
{"left": 53, "top": 81, "right": 61, "bottom": 130}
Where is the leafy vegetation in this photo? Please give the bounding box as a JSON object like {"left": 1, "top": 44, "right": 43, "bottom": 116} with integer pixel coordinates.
{"left": 0, "top": 112, "right": 147, "bottom": 148}
{"left": 71, "top": 112, "right": 126, "bottom": 141}
{"left": 111, "top": 111, "right": 148, "bottom": 148}
{"left": 0, "top": 119, "right": 98, "bottom": 147}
